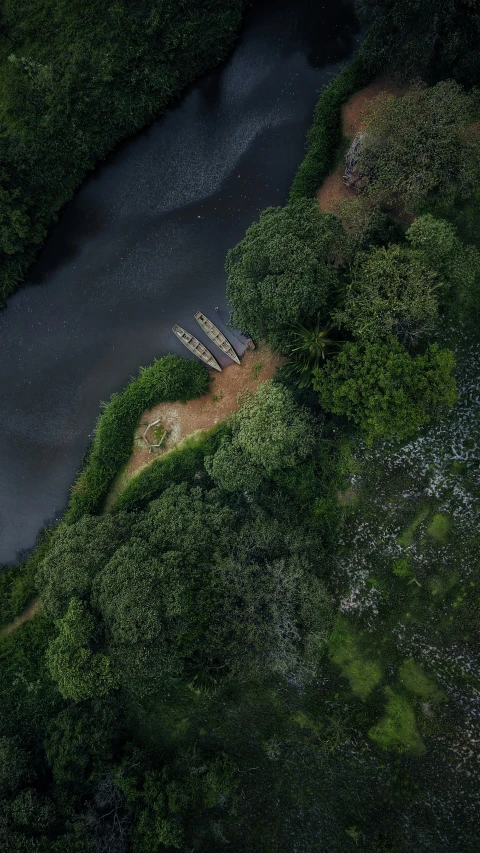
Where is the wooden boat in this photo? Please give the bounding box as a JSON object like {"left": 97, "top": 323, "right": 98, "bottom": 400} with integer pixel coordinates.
{"left": 172, "top": 325, "right": 222, "bottom": 371}
{"left": 194, "top": 311, "right": 240, "bottom": 364}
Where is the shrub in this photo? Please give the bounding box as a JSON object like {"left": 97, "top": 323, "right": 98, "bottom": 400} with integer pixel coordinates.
{"left": 335, "top": 244, "right": 441, "bottom": 345}
{"left": 289, "top": 53, "right": 377, "bottom": 200}
{"left": 205, "top": 381, "right": 317, "bottom": 491}
{"left": 358, "top": 81, "right": 480, "bottom": 213}
{"left": 407, "top": 214, "right": 480, "bottom": 322}
{"left": 66, "top": 355, "right": 209, "bottom": 522}
{"left": 313, "top": 338, "right": 457, "bottom": 443}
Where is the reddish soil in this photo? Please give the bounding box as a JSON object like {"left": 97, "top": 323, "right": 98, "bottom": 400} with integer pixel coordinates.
{"left": 106, "top": 344, "right": 283, "bottom": 505}
{"left": 1, "top": 598, "right": 42, "bottom": 637}
{"left": 316, "top": 77, "right": 407, "bottom": 215}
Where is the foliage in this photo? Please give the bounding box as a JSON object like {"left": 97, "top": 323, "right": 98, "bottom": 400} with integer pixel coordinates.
{"left": 36, "top": 476, "right": 334, "bottom": 699}
{"left": 282, "top": 315, "right": 338, "bottom": 387}
{"left": 358, "top": 81, "right": 480, "bottom": 213}
{"left": 225, "top": 200, "right": 347, "bottom": 344}
{"left": 4, "top": 22, "right": 480, "bottom": 852}
{"left": 331, "top": 195, "right": 404, "bottom": 249}
{"left": 427, "top": 513, "right": 451, "bottom": 544}
{"left": 289, "top": 52, "right": 379, "bottom": 200}
{"left": 0, "top": 0, "right": 246, "bottom": 306}
{"left": 398, "top": 659, "right": 445, "bottom": 704}
{"left": 46, "top": 598, "right": 117, "bottom": 702}
{"left": 66, "top": 354, "right": 209, "bottom": 522}
{"left": 205, "top": 381, "right": 317, "bottom": 491}
{"left": 369, "top": 688, "right": 425, "bottom": 754}
{"left": 37, "top": 514, "right": 133, "bottom": 619}
{"left": 407, "top": 214, "right": 480, "bottom": 322}
{"left": 313, "top": 338, "right": 457, "bottom": 442}
{"left": 328, "top": 618, "right": 383, "bottom": 700}
{"left": 357, "top": 0, "right": 480, "bottom": 84}
{"left": 114, "top": 426, "right": 226, "bottom": 512}
{"left": 335, "top": 244, "right": 441, "bottom": 345}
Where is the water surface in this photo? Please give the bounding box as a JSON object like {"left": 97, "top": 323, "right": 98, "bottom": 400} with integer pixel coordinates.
{"left": 0, "top": 0, "right": 359, "bottom": 562}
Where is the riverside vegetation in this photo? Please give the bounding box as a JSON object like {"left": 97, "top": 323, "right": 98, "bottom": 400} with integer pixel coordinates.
{"left": 1, "top": 1, "right": 480, "bottom": 851}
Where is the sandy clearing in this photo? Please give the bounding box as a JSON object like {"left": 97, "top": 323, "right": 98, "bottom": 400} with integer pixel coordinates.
{"left": 1, "top": 598, "right": 42, "bottom": 637}
{"left": 316, "top": 76, "right": 407, "bottom": 215}
{"left": 106, "top": 343, "right": 283, "bottom": 507}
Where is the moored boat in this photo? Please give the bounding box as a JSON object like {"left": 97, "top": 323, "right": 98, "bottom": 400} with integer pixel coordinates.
{"left": 195, "top": 311, "right": 241, "bottom": 364}
{"left": 172, "top": 325, "right": 222, "bottom": 371}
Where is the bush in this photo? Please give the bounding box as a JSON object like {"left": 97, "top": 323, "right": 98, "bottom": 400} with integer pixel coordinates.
{"left": 313, "top": 338, "right": 457, "bottom": 443}
{"left": 358, "top": 81, "right": 480, "bottom": 213}
{"left": 335, "top": 243, "right": 441, "bottom": 345}
{"left": 406, "top": 214, "right": 480, "bottom": 323}
{"left": 66, "top": 355, "right": 210, "bottom": 522}
{"left": 114, "top": 426, "right": 228, "bottom": 513}
{"left": 205, "top": 381, "right": 317, "bottom": 491}
{"left": 289, "top": 52, "right": 377, "bottom": 201}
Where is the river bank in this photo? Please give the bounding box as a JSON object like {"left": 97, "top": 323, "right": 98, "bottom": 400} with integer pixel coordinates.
{"left": 0, "top": 0, "right": 359, "bottom": 564}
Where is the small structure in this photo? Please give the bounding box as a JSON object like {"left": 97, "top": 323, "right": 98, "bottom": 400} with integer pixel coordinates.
{"left": 172, "top": 324, "right": 222, "bottom": 371}
{"left": 195, "top": 311, "right": 240, "bottom": 364}
{"left": 140, "top": 418, "right": 169, "bottom": 453}
{"left": 343, "top": 133, "right": 371, "bottom": 190}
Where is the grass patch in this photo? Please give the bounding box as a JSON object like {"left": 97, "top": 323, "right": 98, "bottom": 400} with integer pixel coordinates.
{"left": 398, "top": 658, "right": 445, "bottom": 704}
{"left": 328, "top": 617, "right": 383, "bottom": 701}
{"left": 369, "top": 688, "right": 425, "bottom": 755}
{"left": 252, "top": 361, "right": 263, "bottom": 380}
{"left": 427, "top": 513, "right": 451, "bottom": 544}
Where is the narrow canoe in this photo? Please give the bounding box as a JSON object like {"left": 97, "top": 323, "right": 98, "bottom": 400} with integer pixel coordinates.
{"left": 172, "top": 325, "right": 222, "bottom": 372}
{"left": 195, "top": 311, "right": 241, "bottom": 364}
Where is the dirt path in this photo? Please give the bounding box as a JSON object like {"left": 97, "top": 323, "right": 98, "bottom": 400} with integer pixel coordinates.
{"left": 106, "top": 344, "right": 282, "bottom": 507}
{"left": 1, "top": 598, "right": 42, "bottom": 638}
{"left": 316, "top": 76, "right": 406, "bottom": 214}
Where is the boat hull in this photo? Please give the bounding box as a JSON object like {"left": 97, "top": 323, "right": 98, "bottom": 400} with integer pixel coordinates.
{"left": 195, "top": 312, "right": 241, "bottom": 364}
{"left": 172, "top": 325, "right": 222, "bottom": 371}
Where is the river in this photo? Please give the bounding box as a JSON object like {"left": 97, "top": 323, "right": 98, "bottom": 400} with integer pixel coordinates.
{"left": 0, "top": 0, "right": 358, "bottom": 564}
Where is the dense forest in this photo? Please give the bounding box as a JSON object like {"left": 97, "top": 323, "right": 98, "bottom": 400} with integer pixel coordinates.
{"left": 1, "top": 0, "right": 480, "bottom": 851}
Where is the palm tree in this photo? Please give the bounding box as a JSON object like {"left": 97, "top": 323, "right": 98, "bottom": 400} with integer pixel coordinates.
{"left": 282, "top": 315, "right": 339, "bottom": 387}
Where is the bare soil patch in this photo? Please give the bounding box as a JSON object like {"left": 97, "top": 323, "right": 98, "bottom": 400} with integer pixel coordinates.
{"left": 1, "top": 598, "right": 42, "bottom": 637}
{"left": 316, "top": 76, "right": 407, "bottom": 215}
{"left": 106, "top": 344, "right": 282, "bottom": 506}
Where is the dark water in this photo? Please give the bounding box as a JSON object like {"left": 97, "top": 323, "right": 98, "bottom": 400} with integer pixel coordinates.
{"left": 0, "top": 0, "right": 359, "bottom": 563}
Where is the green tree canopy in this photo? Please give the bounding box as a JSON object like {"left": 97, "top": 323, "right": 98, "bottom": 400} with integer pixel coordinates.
{"left": 37, "top": 477, "right": 332, "bottom": 696}
{"left": 358, "top": 82, "right": 480, "bottom": 212}
{"left": 335, "top": 244, "right": 441, "bottom": 345}
{"left": 226, "top": 200, "right": 347, "bottom": 343}
{"left": 205, "top": 381, "right": 317, "bottom": 491}
{"left": 37, "top": 514, "right": 133, "bottom": 619}
{"left": 313, "top": 338, "right": 457, "bottom": 442}
{"left": 46, "top": 598, "right": 117, "bottom": 702}
{"left": 406, "top": 214, "right": 480, "bottom": 321}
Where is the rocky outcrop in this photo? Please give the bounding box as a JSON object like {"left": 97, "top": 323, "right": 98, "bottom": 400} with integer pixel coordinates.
{"left": 343, "top": 133, "right": 371, "bottom": 190}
